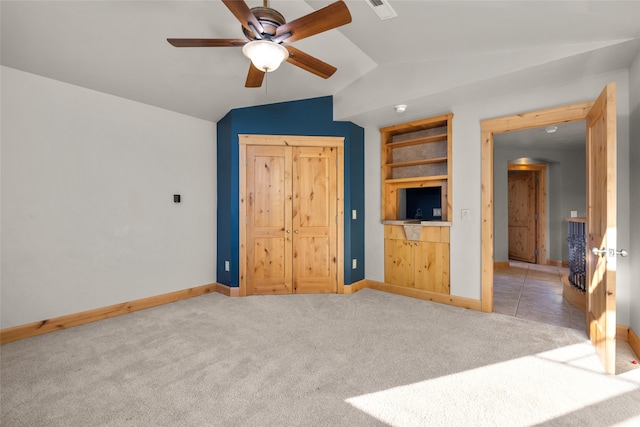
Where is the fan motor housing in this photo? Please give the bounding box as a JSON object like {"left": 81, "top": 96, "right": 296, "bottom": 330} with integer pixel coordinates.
{"left": 242, "top": 7, "right": 286, "bottom": 40}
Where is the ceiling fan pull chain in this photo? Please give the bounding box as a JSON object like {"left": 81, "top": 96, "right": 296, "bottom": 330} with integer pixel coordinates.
{"left": 265, "top": 70, "right": 269, "bottom": 95}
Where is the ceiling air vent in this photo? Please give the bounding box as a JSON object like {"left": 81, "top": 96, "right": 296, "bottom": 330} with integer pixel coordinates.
{"left": 366, "top": 0, "right": 397, "bottom": 20}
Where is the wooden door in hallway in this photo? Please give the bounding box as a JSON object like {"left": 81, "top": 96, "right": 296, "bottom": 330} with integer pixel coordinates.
{"left": 586, "top": 83, "right": 617, "bottom": 374}
{"left": 245, "top": 144, "right": 338, "bottom": 295}
{"left": 508, "top": 170, "right": 537, "bottom": 263}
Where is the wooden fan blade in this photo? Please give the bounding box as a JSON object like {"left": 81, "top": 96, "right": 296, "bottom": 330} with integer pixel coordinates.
{"left": 275, "top": 0, "right": 351, "bottom": 44}
{"left": 222, "top": 0, "right": 265, "bottom": 38}
{"left": 285, "top": 46, "right": 336, "bottom": 79}
{"left": 167, "top": 38, "right": 247, "bottom": 47}
{"left": 245, "top": 63, "right": 265, "bottom": 88}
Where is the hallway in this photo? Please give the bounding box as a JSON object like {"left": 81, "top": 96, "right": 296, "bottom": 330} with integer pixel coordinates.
{"left": 493, "top": 261, "right": 639, "bottom": 375}
{"left": 493, "top": 261, "right": 585, "bottom": 330}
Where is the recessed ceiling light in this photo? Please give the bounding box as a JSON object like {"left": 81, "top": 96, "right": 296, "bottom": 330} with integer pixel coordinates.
{"left": 545, "top": 126, "right": 558, "bottom": 133}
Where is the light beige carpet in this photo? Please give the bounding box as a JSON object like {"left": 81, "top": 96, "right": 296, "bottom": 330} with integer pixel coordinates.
{"left": 2, "top": 289, "right": 639, "bottom": 426}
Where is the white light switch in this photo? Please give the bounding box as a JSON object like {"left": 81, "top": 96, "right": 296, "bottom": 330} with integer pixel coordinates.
{"left": 352, "top": 210, "right": 357, "bottom": 220}
{"left": 224, "top": 261, "right": 230, "bottom": 272}
{"left": 570, "top": 211, "right": 577, "bottom": 218}
{"left": 352, "top": 259, "right": 357, "bottom": 269}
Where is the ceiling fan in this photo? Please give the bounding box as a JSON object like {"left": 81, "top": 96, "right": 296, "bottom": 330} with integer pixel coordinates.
{"left": 167, "top": 0, "right": 352, "bottom": 88}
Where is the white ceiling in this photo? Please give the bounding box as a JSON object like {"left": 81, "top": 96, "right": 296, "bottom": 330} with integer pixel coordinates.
{"left": 2, "top": 1, "right": 640, "bottom": 126}
{"left": 494, "top": 120, "right": 586, "bottom": 153}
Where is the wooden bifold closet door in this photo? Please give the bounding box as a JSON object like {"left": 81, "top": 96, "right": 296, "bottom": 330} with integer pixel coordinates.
{"left": 245, "top": 144, "right": 338, "bottom": 295}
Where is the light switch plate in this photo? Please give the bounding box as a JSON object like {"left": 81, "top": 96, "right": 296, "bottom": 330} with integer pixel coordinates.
{"left": 352, "top": 210, "right": 357, "bottom": 220}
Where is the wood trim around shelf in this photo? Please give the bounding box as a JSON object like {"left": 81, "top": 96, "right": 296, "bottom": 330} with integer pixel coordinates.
{"left": 386, "top": 157, "right": 448, "bottom": 169}
{"left": 0, "top": 283, "right": 231, "bottom": 344}
{"left": 385, "top": 133, "right": 447, "bottom": 148}
{"left": 384, "top": 175, "right": 448, "bottom": 184}
{"left": 380, "top": 113, "right": 453, "bottom": 135}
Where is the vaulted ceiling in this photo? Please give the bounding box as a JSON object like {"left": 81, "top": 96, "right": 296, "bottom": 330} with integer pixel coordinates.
{"left": 2, "top": 0, "right": 640, "bottom": 130}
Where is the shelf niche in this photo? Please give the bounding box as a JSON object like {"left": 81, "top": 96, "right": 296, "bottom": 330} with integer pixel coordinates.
{"left": 381, "top": 114, "right": 453, "bottom": 221}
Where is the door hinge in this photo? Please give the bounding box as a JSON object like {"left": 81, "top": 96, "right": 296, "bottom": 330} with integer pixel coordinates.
{"left": 534, "top": 213, "right": 539, "bottom": 220}
{"left": 534, "top": 249, "right": 538, "bottom": 256}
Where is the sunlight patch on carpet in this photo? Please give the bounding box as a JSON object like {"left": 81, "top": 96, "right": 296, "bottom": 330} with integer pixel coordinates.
{"left": 346, "top": 343, "right": 639, "bottom": 427}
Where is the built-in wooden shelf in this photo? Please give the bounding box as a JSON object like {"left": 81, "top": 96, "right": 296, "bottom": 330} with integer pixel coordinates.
{"left": 380, "top": 113, "right": 453, "bottom": 221}
{"left": 386, "top": 157, "right": 448, "bottom": 169}
{"left": 385, "top": 134, "right": 447, "bottom": 149}
{"left": 384, "top": 175, "right": 448, "bottom": 185}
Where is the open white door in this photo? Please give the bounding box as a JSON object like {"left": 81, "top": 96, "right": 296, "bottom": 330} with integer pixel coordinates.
{"left": 586, "top": 83, "right": 617, "bottom": 374}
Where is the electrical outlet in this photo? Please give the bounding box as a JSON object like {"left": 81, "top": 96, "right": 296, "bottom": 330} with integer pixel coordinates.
{"left": 433, "top": 208, "right": 442, "bottom": 217}
{"left": 224, "top": 261, "right": 230, "bottom": 272}
{"left": 570, "top": 211, "right": 577, "bottom": 218}
{"left": 352, "top": 259, "right": 357, "bottom": 269}
{"left": 461, "top": 209, "right": 470, "bottom": 221}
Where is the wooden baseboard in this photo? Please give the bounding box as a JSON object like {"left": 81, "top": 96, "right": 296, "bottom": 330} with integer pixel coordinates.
{"left": 365, "top": 280, "right": 482, "bottom": 311}
{"left": 629, "top": 328, "right": 640, "bottom": 360}
{"left": 617, "top": 325, "right": 629, "bottom": 342}
{"left": 215, "top": 283, "right": 240, "bottom": 297}
{"left": 494, "top": 262, "right": 510, "bottom": 269}
{"left": 561, "top": 274, "right": 586, "bottom": 312}
{"left": 342, "top": 279, "right": 367, "bottom": 294}
{"left": 546, "top": 259, "right": 568, "bottom": 268}
{"left": 0, "top": 283, "right": 220, "bottom": 345}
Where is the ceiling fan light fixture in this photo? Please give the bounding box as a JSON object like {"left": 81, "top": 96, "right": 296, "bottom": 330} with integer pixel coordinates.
{"left": 242, "top": 40, "right": 288, "bottom": 72}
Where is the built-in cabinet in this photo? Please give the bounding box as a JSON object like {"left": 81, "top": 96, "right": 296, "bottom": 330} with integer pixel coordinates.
{"left": 384, "top": 225, "right": 450, "bottom": 294}
{"left": 381, "top": 114, "right": 453, "bottom": 296}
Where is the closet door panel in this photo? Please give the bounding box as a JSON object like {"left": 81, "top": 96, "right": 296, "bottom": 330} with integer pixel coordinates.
{"left": 293, "top": 147, "right": 337, "bottom": 294}
{"left": 246, "top": 145, "right": 293, "bottom": 294}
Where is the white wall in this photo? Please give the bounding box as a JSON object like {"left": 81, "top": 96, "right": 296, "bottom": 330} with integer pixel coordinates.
{"left": 1, "top": 67, "right": 216, "bottom": 328}
{"left": 629, "top": 50, "right": 640, "bottom": 336}
{"left": 364, "top": 69, "right": 632, "bottom": 326}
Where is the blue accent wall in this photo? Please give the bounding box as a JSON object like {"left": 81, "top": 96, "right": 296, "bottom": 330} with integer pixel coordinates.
{"left": 216, "top": 96, "right": 365, "bottom": 287}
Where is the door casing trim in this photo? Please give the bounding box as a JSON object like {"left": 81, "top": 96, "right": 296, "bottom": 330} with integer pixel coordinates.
{"left": 238, "top": 134, "right": 345, "bottom": 296}
{"left": 480, "top": 101, "right": 594, "bottom": 312}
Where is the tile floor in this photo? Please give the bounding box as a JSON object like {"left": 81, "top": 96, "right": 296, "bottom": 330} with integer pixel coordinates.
{"left": 493, "top": 260, "right": 640, "bottom": 375}
{"left": 493, "top": 260, "right": 585, "bottom": 330}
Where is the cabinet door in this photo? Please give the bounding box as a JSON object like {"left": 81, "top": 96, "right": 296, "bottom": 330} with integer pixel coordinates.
{"left": 384, "top": 239, "right": 415, "bottom": 287}
{"left": 246, "top": 145, "right": 293, "bottom": 294}
{"left": 414, "top": 241, "right": 450, "bottom": 294}
{"left": 292, "top": 147, "right": 338, "bottom": 293}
